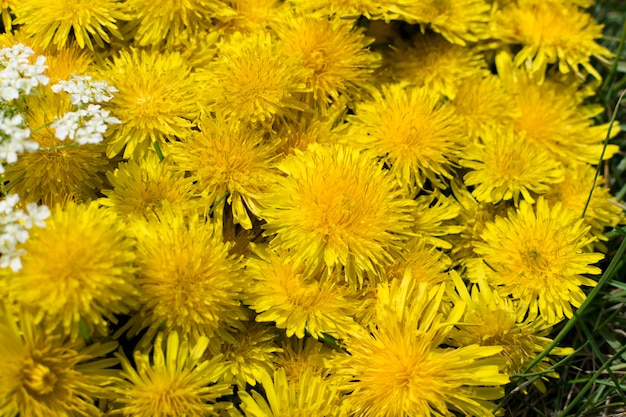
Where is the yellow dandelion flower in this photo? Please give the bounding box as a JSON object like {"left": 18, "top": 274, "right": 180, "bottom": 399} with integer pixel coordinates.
{"left": 496, "top": 51, "right": 617, "bottom": 164}
{"left": 349, "top": 83, "right": 464, "bottom": 192}
{"left": 385, "top": 238, "right": 451, "bottom": 287}
{"left": 110, "top": 331, "right": 234, "bottom": 417}
{"left": 169, "top": 114, "right": 278, "bottom": 230}
{"left": 201, "top": 31, "right": 311, "bottom": 127}
{"left": 275, "top": 337, "right": 334, "bottom": 383}
{"left": 100, "top": 48, "right": 200, "bottom": 158}
{"left": 275, "top": 15, "right": 380, "bottom": 105}
{"left": 261, "top": 143, "right": 415, "bottom": 288}
{"left": 216, "top": 318, "right": 281, "bottom": 389}
{"left": 545, "top": 163, "right": 623, "bottom": 248}
{"left": 496, "top": 53, "right": 619, "bottom": 164}
{"left": 387, "top": 32, "right": 487, "bottom": 98}
{"left": 4, "top": 92, "right": 110, "bottom": 206}
{"left": 285, "top": 0, "right": 390, "bottom": 20}
{"left": 448, "top": 180, "right": 512, "bottom": 266}
{"left": 493, "top": 1, "right": 612, "bottom": 79}
{"left": 100, "top": 152, "right": 198, "bottom": 218}
{"left": 460, "top": 126, "right": 565, "bottom": 205}
{"left": 122, "top": 0, "right": 232, "bottom": 46}
{"left": 13, "top": 0, "right": 126, "bottom": 50}
{"left": 42, "top": 42, "right": 93, "bottom": 84}
{"left": 396, "top": 0, "right": 490, "bottom": 45}
{"left": 474, "top": 198, "right": 604, "bottom": 324}
{"left": 450, "top": 272, "right": 573, "bottom": 392}
{"left": 0, "top": 304, "right": 119, "bottom": 417}
{"left": 411, "top": 191, "right": 463, "bottom": 248}
{"left": 245, "top": 245, "right": 360, "bottom": 340}
{"left": 3, "top": 202, "right": 136, "bottom": 340}
{"left": 123, "top": 203, "right": 246, "bottom": 346}
{"left": 274, "top": 101, "right": 347, "bottom": 156}
{"left": 450, "top": 73, "right": 518, "bottom": 139}
{"left": 219, "top": 0, "right": 286, "bottom": 34}
{"left": 162, "top": 29, "right": 220, "bottom": 69}
{"left": 239, "top": 368, "right": 344, "bottom": 417}
{"left": 331, "top": 278, "right": 508, "bottom": 417}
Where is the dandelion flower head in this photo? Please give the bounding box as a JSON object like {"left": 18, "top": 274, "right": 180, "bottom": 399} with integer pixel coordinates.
{"left": 450, "top": 272, "right": 574, "bottom": 390}
{"left": 110, "top": 331, "right": 234, "bottom": 417}
{"left": 0, "top": 304, "right": 120, "bottom": 417}
{"left": 386, "top": 32, "right": 487, "bottom": 98}
{"left": 459, "top": 125, "right": 565, "bottom": 205}
{"left": 261, "top": 143, "right": 415, "bottom": 288}
{"left": 395, "top": 0, "right": 491, "bottom": 45}
{"left": 169, "top": 114, "right": 279, "bottom": 230}
{"left": 331, "top": 277, "right": 508, "bottom": 416}
{"left": 275, "top": 14, "right": 381, "bottom": 106}
{"left": 100, "top": 48, "right": 200, "bottom": 158}
{"left": 201, "top": 31, "right": 311, "bottom": 127}
{"left": 349, "top": 83, "right": 464, "bottom": 192}
{"left": 124, "top": 203, "right": 246, "bottom": 345}
{"left": 239, "top": 368, "right": 344, "bottom": 417}
{"left": 473, "top": 198, "right": 604, "bottom": 323}
{"left": 100, "top": 152, "right": 198, "bottom": 219}
{"left": 3, "top": 202, "right": 137, "bottom": 340}
{"left": 245, "top": 245, "right": 360, "bottom": 340}
{"left": 493, "top": 0, "right": 612, "bottom": 79}
{"left": 122, "top": 0, "right": 232, "bottom": 46}
{"left": 13, "top": 0, "right": 126, "bottom": 50}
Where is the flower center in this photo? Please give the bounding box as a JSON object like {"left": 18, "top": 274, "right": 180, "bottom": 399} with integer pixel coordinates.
{"left": 522, "top": 247, "right": 550, "bottom": 272}
{"left": 23, "top": 361, "right": 58, "bottom": 395}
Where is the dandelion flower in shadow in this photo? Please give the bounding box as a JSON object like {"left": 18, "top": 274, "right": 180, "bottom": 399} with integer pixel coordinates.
{"left": 0, "top": 303, "right": 119, "bottom": 417}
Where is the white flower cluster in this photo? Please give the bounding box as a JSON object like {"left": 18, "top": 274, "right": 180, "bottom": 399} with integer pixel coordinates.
{"left": 0, "top": 194, "right": 50, "bottom": 272}
{"left": 0, "top": 112, "right": 38, "bottom": 173}
{"left": 51, "top": 74, "right": 118, "bottom": 105}
{"left": 51, "top": 75, "right": 121, "bottom": 145}
{"left": 0, "top": 44, "right": 49, "bottom": 101}
{"left": 52, "top": 104, "right": 121, "bottom": 145}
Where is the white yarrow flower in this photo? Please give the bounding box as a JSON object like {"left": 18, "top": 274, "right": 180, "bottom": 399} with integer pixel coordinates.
{"left": 0, "top": 44, "right": 49, "bottom": 101}
{"left": 0, "top": 194, "right": 49, "bottom": 272}
{"left": 0, "top": 112, "right": 37, "bottom": 169}
{"left": 52, "top": 104, "right": 120, "bottom": 145}
{"left": 52, "top": 74, "right": 118, "bottom": 105}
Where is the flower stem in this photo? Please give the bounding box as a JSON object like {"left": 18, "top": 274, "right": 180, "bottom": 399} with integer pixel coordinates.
{"left": 38, "top": 142, "right": 80, "bottom": 151}
{"left": 209, "top": 191, "right": 230, "bottom": 217}
{"left": 153, "top": 141, "right": 164, "bottom": 162}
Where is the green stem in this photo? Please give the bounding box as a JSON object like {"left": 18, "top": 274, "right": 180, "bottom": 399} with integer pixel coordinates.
{"left": 209, "top": 191, "right": 230, "bottom": 217}
{"left": 153, "top": 141, "right": 164, "bottom": 162}
{"left": 582, "top": 90, "right": 626, "bottom": 219}
{"left": 30, "top": 120, "right": 55, "bottom": 134}
{"left": 557, "top": 343, "right": 626, "bottom": 417}
{"left": 523, "top": 234, "right": 626, "bottom": 379}
{"left": 38, "top": 142, "right": 80, "bottom": 151}
{"left": 78, "top": 318, "right": 93, "bottom": 345}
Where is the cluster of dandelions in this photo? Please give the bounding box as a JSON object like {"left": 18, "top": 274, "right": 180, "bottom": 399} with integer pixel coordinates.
{"left": 0, "top": 0, "right": 623, "bottom": 416}
{"left": 0, "top": 43, "right": 120, "bottom": 271}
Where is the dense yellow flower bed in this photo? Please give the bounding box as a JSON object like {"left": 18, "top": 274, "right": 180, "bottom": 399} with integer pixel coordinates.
{"left": 0, "top": 1, "right": 623, "bottom": 416}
